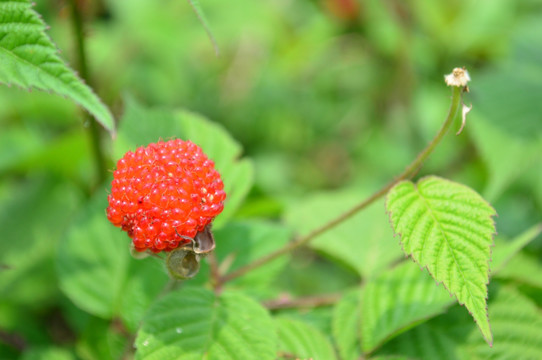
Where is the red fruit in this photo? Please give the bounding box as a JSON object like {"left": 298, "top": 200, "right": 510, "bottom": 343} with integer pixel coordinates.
{"left": 106, "top": 139, "right": 226, "bottom": 253}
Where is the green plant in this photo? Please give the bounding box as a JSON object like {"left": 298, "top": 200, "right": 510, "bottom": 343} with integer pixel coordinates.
{"left": 1, "top": 1, "right": 541, "bottom": 359}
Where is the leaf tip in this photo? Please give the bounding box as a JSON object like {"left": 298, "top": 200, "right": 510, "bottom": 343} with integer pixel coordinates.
{"left": 483, "top": 323, "right": 494, "bottom": 347}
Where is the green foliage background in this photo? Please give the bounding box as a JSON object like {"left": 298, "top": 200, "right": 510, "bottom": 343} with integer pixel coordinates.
{"left": 1, "top": 0, "right": 542, "bottom": 359}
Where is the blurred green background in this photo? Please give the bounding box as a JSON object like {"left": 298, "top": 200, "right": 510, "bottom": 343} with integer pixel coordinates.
{"left": 1, "top": 0, "right": 542, "bottom": 358}
{"left": 4, "top": 0, "right": 539, "bottom": 235}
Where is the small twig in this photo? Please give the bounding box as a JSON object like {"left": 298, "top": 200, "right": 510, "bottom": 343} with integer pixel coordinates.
{"left": 186, "top": 0, "right": 220, "bottom": 56}
{"left": 111, "top": 317, "right": 137, "bottom": 360}
{"left": 219, "top": 84, "right": 464, "bottom": 285}
{"left": 277, "top": 351, "right": 304, "bottom": 359}
{"left": 207, "top": 252, "right": 221, "bottom": 293}
{"left": 263, "top": 293, "right": 342, "bottom": 310}
{"left": 0, "top": 328, "right": 26, "bottom": 352}
{"left": 159, "top": 278, "right": 182, "bottom": 297}
{"left": 68, "top": 0, "right": 108, "bottom": 187}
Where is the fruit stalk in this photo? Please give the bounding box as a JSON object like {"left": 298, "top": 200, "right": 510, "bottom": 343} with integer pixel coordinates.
{"left": 219, "top": 81, "right": 465, "bottom": 285}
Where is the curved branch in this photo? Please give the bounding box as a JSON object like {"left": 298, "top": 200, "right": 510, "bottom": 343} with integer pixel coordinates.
{"left": 219, "top": 84, "right": 465, "bottom": 285}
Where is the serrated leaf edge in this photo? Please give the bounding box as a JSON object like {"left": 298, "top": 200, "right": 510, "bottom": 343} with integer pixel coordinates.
{"left": 385, "top": 175, "right": 497, "bottom": 346}
{"left": 359, "top": 261, "right": 457, "bottom": 354}
{"left": 0, "top": 1, "right": 116, "bottom": 135}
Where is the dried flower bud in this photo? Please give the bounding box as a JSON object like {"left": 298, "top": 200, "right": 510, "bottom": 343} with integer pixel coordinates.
{"left": 445, "top": 67, "right": 471, "bottom": 87}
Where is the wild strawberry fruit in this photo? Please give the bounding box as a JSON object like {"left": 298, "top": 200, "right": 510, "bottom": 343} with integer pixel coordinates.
{"left": 106, "top": 139, "right": 226, "bottom": 253}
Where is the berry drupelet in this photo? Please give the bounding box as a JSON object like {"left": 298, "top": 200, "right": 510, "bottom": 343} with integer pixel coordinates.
{"left": 106, "top": 139, "right": 226, "bottom": 253}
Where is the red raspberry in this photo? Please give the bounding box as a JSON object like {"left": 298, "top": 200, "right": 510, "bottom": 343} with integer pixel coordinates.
{"left": 106, "top": 139, "right": 226, "bottom": 253}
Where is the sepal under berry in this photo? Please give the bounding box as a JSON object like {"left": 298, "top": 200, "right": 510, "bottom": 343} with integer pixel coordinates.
{"left": 165, "top": 224, "right": 216, "bottom": 279}
{"left": 166, "top": 247, "right": 201, "bottom": 279}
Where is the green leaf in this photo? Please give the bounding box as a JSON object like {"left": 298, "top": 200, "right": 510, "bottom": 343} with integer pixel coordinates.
{"left": 0, "top": 0, "right": 115, "bottom": 134}
{"left": 75, "top": 316, "right": 127, "bottom": 360}
{"left": 466, "top": 286, "right": 542, "bottom": 359}
{"left": 376, "top": 309, "right": 470, "bottom": 360}
{"left": 0, "top": 128, "right": 93, "bottom": 185}
{"left": 214, "top": 159, "right": 253, "bottom": 228}
{"left": 276, "top": 318, "right": 337, "bottom": 360}
{"left": 119, "top": 255, "right": 171, "bottom": 332}
{"left": 332, "top": 289, "right": 362, "bottom": 360}
{"left": 0, "top": 177, "right": 81, "bottom": 307}
{"left": 57, "top": 194, "right": 131, "bottom": 318}
{"left": 274, "top": 254, "right": 360, "bottom": 299}
{"left": 186, "top": 0, "right": 219, "bottom": 55}
{"left": 496, "top": 252, "right": 542, "bottom": 289}
{"left": 20, "top": 347, "right": 75, "bottom": 360}
{"left": 285, "top": 189, "right": 403, "bottom": 279}
{"left": 360, "top": 261, "right": 455, "bottom": 353}
{"left": 474, "top": 20, "right": 542, "bottom": 139}
{"left": 214, "top": 220, "right": 292, "bottom": 293}
{"left": 18, "top": 131, "right": 93, "bottom": 181}
{"left": 468, "top": 111, "right": 542, "bottom": 202}
{"left": 378, "top": 286, "right": 542, "bottom": 360}
{"left": 135, "top": 288, "right": 277, "bottom": 360}
{"left": 57, "top": 191, "right": 169, "bottom": 319}
{"left": 0, "top": 128, "right": 43, "bottom": 172}
{"left": 275, "top": 307, "right": 334, "bottom": 337}
{"left": 386, "top": 176, "right": 496, "bottom": 345}
{"left": 116, "top": 98, "right": 254, "bottom": 228}
{"left": 490, "top": 223, "right": 542, "bottom": 275}
{"left": 536, "top": 161, "right": 542, "bottom": 211}
{"left": 0, "top": 302, "right": 52, "bottom": 354}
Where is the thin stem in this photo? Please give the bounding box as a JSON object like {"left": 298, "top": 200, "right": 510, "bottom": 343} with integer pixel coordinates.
{"left": 263, "top": 293, "right": 342, "bottom": 310}
{"left": 68, "top": 0, "right": 108, "bottom": 186}
{"left": 220, "top": 86, "right": 464, "bottom": 284}
{"left": 0, "top": 328, "right": 26, "bottom": 352}
{"left": 159, "top": 278, "right": 182, "bottom": 298}
{"left": 207, "top": 252, "right": 222, "bottom": 293}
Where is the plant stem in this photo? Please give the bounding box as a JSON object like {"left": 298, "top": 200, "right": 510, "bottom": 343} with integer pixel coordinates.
{"left": 262, "top": 293, "right": 342, "bottom": 310}
{"left": 207, "top": 252, "right": 222, "bottom": 293}
{"left": 68, "top": 0, "right": 108, "bottom": 186}
{"left": 0, "top": 328, "right": 26, "bottom": 352}
{"left": 220, "top": 86, "right": 464, "bottom": 284}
